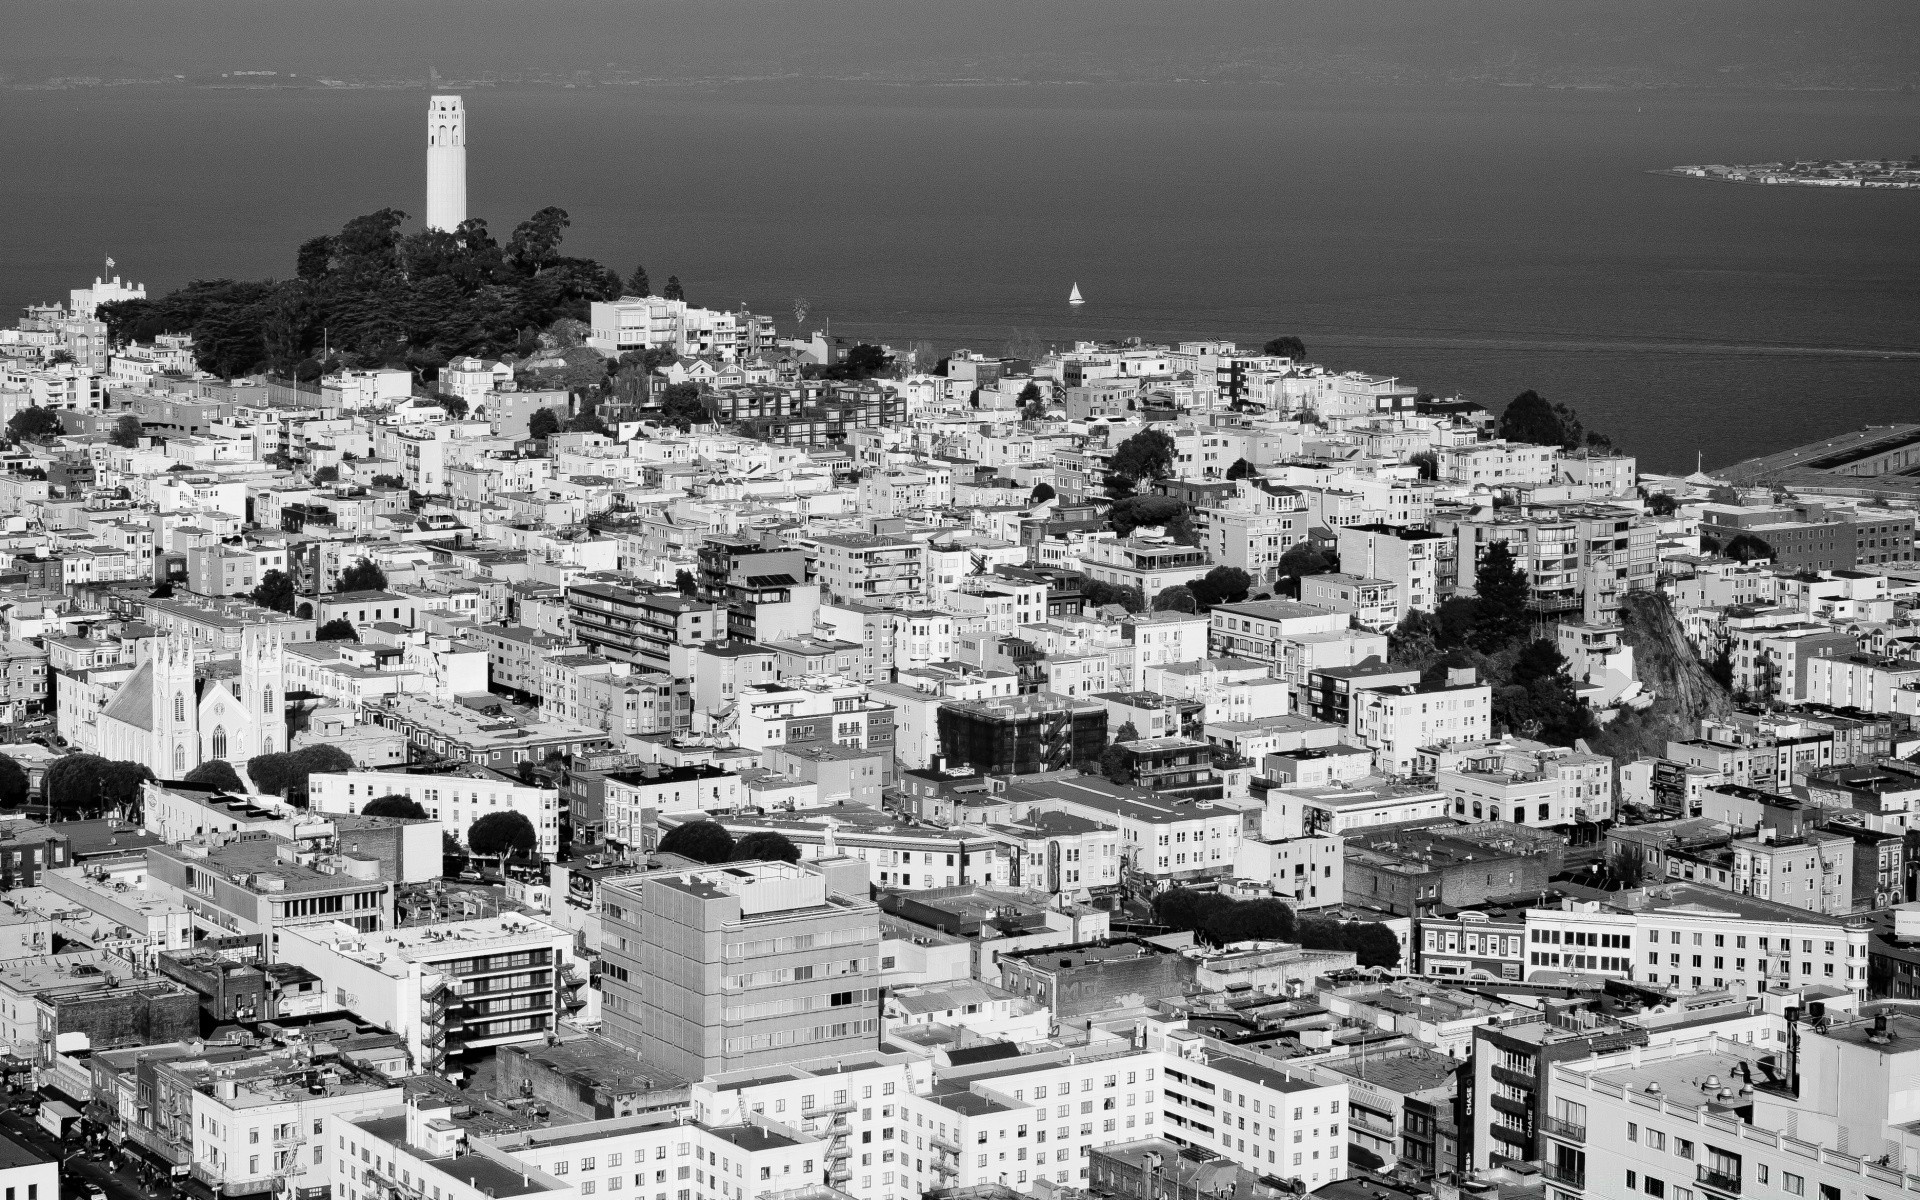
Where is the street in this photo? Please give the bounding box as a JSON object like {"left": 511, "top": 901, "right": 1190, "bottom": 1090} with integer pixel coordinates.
{"left": 0, "top": 1102, "right": 173, "bottom": 1200}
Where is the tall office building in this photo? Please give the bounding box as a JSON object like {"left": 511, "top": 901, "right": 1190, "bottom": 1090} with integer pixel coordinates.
{"left": 598, "top": 858, "right": 881, "bottom": 1079}
{"left": 425, "top": 94, "right": 467, "bottom": 232}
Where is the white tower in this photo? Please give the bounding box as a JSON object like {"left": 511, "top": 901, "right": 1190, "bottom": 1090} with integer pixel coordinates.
{"left": 426, "top": 94, "right": 467, "bottom": 233}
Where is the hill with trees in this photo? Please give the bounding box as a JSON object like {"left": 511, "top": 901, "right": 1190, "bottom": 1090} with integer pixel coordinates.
{"left": 95, "top": 206, "right": 626, "bottom": 380}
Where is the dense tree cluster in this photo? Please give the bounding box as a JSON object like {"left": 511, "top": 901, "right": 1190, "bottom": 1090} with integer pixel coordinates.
{"left": 732, "top": 830, "right": 802, "bottom": 864}
{"left": 247, "top": 744, "right": 353, "bottom": 798}
{"left": 659, "top": 820, "right": 735, "bottom": 864}
{"left": 1497, "top": 389, "right": 1613, "bottom": 453}
{"left": 363, "top": 794, "right": 430, "bottom": 820}
{"left": 469, "top": 811, "right": 538, "bottom": 859}
{"left": 181, "top": 759, "right": 244, "bottom": 792}
{"left": 1388, "top": 540, "right": 1597, "bottom": 748}
{"left": 43, "top": 755, "right": 153, "bottom": 818}
{"left": 1106, "top": 429, "right": 1176, "bottom": 497}
{"left": 1079, "top": 579, "right": 1145, "bottom": 612}
{"left": 1153, "top": 887, "right": 1400, "bottom": 968}
{"left": 96, "top": 206, "right": 625, "bottom": 379}
{"left": 6, "top": 407, "right": 65, "bottom": 444}
{"left": 339, "top": 558, "right": 388, "bottom": 592}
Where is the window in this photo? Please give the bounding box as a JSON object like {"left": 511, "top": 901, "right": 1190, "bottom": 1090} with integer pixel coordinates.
{"left": 1781, "top": 1172, "right": 1803, "bottom": 1195}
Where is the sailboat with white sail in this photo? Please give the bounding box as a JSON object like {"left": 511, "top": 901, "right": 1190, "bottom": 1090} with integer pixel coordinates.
{"left": 1068, "top": 283, "right": 1084, "bottom": 305}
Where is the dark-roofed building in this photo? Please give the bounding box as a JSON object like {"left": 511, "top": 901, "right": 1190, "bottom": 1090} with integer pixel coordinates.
{"left": 936, "top": 691, "right": 1107, "bottom": 776}
{"left": 997, "top": 936, "right": 1193, "bottom": 1018}
{"left": 496, "top": 1031, "right": 690, "bottom": 1121}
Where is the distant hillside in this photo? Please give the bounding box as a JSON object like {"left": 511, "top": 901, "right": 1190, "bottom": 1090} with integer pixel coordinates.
{"left": 3, "top": 0, "right": 1917, "bottom": 91}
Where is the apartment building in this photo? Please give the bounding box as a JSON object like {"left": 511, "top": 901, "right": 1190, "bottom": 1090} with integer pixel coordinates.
{"left": 1206, "top": 599, "right": 1352, "bottom": 667}
{"left": 568, "top": 581, "right": 722, "bottom": 674}
{"left": 1348, "top": 673, "right": 1493, "bottom": 777}
{"left": 814, "top": 534, "right": 925, "bottom": 607}
{"left": 1525, "top": 885, "right": 1869, "bottom": 994}
{"left": 1334, "top": 523, "right": 1449, "bottom": 615}
{"left": 145, "top": 835, "right": 395, "bottom": 956}
{"left": 1699, "top": 499, "right": 1916, "bottom": 570}
{"left": 1548, "top": 1017, "right": 1920, "bottom": 1200}
{"left": 597, "top": 859, "right": 882, "bottom": 1080}
{"left": 278, "top": 915, "right": 588, "bottom": 1076}
{"left": 308, "top": 767, "right": 560, "bottom": 859}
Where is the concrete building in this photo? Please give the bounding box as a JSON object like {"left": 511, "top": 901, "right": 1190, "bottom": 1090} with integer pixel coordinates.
{"left": 597, "top": 858, "right": 881, "bottom": 1080}
{"left": 936, "top": 692, "right": 1107, "bottom": 776}
{"left": 308, "top": 768, "right": 560, "bottom": 859}
{"left": 425, "top": 94, "right": 467, "bottom": 232}
{"left": 276, "top": 914, "right": 588, "bottom": 1077}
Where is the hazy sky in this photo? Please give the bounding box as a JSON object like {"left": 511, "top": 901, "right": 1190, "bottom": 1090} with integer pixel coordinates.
{"left": 5, "top": 0, "right": 1916, "bottom": 89}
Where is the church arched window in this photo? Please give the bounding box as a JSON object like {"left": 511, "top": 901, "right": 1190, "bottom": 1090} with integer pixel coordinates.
{"left": 174, "top": 693, "right": 185, "bottom": 723}
{"left": 262, "top": 687, "right": 274, "bottom": 715}
{"left": 211, "top": 726, "right": 227, "bottom": 761}
{"left": 173, "top": 745, "right": 185, "bottom": 773}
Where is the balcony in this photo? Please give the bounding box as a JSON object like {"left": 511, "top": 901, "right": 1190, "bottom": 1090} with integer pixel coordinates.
{"left": 931, "top": 1161, "right": 957, "bottom": 1178}
{"left": 1540, "top": 1115, "right": 1585, "bottom": 1143}
{"left": 1697, "top": 1167, "right": 1741, "bottom": 1195}
{"left": 1491, "top": 1065, "right": 1536, "bottom": 1091}
{"left": 1347, "top": 1109, "right": 1396, "bottom": 1138}
{"left": 825, "top": 1145, "right": 850, "bottom": 1162}
{"left": 1488, "top": 1124, "right": 1531, "bottom": 1150}
{"left": 1542, "top": 1162, "right": 1585, "bottom": 1191}
{"left": 929, "top": 1136, "right": 959, "bottom": 1155}
{"left": 1489, "top": 1094, "right": 1531, "bottom": 1121}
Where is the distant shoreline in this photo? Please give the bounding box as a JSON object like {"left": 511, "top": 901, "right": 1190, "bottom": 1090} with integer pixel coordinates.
{"left": 10, "top": 75, "right": 1920, "bottom": 95}
{"left": 1651, "top": 163, "right": 1920, "bottom": 190}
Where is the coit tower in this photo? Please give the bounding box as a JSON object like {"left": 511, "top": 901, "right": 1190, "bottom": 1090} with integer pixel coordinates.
{"left": 425, "top": 94, "right": 467, "bottom": 232}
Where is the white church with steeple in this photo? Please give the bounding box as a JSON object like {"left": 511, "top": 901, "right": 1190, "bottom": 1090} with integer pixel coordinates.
{"left": 95, "top": 627, "right": 288, "bottom": 778}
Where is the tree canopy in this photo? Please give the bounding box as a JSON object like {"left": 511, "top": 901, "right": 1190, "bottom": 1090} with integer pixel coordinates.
{"left": 1188, "top": 566, "right": 1254, "bottom": 610}
{"left": 1152, "top": 887, "right": 1397, "bottom": 965}
{"left": 110, "top": 414, "right": 143, "bottom": 448}
{"left": 1152, "top": 585, "right": 1197, "bottom": 613}
{"left": 363, "top": 794, "right": 430, "bottom": 820}
{"left": 1261, "top": 336, "right": 1306, "bottom": 359}
{"left": 1106, "top": 429, "right": 1176, "bottom": 497}
{"left": 317, "top": 618, "right": 358, "bottom": 642}
{"left": 1497, "top": 389, "right": 1613, "bottom": 452}
{"left": 659, "top": 383, "right": 709, "bottom": 432}
{"left": 468, "top": 811, "right": 538, "bottom": 859}
{"left": 1470, "top": 540, "right": 1531, "bottom": 651}
{"left": 731, "top": 831, "right": 801, "bottom": 864}
{"left": 1107, "top": 494, "right": 1187, "bottom": 537}
{"left": 659, "top": 820, "right": 735, "bottom": 864}
{"left": 247, "top": 744, "right": 353, "bottom": 798}
{"left": 1078, "top": 579, "right": 1144, "bottom": 613}
{"left": 98, "top": 206, "right": 622, "bottom": 378}
{"left": 339, "top": 558, "right": 388, "bottom": 592}
{"left": 1723, "top": 533, "right": 1775, "bottom": 563}
{"left": 43, "top": 754, "right": 107, "bottom": 817}
{"left": 182, "top": 759, "right": 244, "bottom": 792}
{"left": 1225, "top": 458, "right": 1256, "bottom": 480}
{"left": 528, "top": 406, "right": 562, "bottom": 439}
{"left": 250, "top": 569, "right": 298, "bottom": 614}
{"left": 1028, "top": 481, "right": 1056, "bottom": 505}
{"left": 0, "top": 756, "right": 27, "bottom": 809}
{"left": 6, "top": 407, "right": 65, "bottom": 444}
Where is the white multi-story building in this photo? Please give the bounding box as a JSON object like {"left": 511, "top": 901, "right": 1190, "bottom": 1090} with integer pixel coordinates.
{"left": 1547, "top": 1016, "right": 1920, "bottom": 1200}
{"left": 309, "top": 768, "right": 560, "bottom": 858}
{"left": 1334, "top": 523, "right": 1448, "bottom": 615}
{"left": 1523, "top": 885, "right": 1869, "bottom": 994}
{"left": 1348, "top": 674, "right": 1492, "bottom": 777}
{"left": 279, "top": 915, "right": 590, "bottom": 1075}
